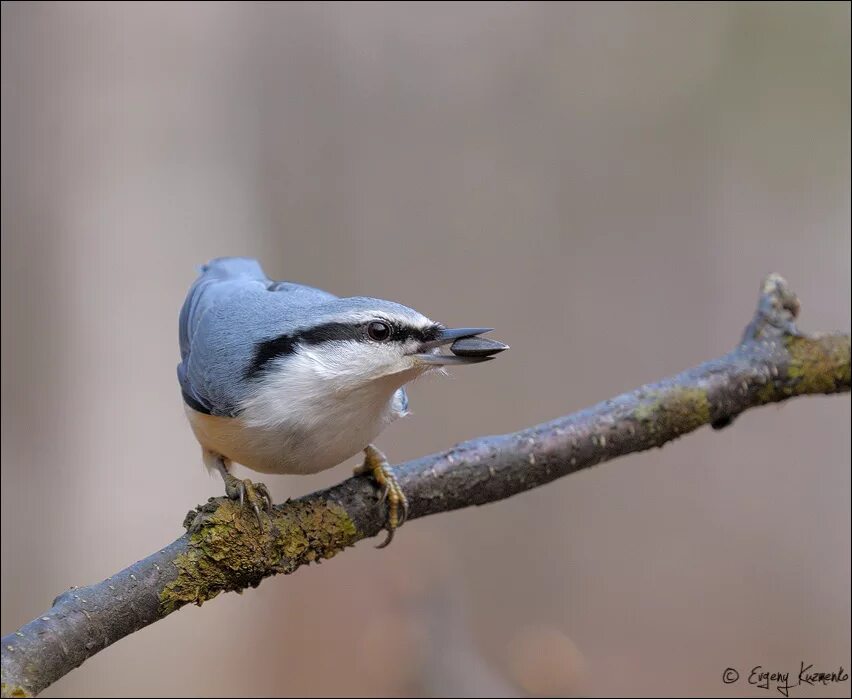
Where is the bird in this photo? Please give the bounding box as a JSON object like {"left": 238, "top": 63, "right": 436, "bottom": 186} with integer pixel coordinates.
{"left": 178, "top": 257, "right": 507, "bottom": 546}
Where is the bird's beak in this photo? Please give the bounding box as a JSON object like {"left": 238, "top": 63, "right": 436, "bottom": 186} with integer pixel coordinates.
{"left": 412, "top": 327, "right": 508, "bottom": 366}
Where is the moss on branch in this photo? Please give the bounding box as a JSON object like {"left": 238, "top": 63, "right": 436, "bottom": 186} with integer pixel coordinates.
{"left": 161, "top": 499, "right": 359, "bottom": 614}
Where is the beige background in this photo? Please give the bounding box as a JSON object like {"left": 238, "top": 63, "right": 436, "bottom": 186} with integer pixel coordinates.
{"left": 2, "top": 2, "right": 849, "bottom": 697}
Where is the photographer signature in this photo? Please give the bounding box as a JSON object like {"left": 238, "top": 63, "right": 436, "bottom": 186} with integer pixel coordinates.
{"left": 722, "top": 663, "right": 848, "bottom": 697}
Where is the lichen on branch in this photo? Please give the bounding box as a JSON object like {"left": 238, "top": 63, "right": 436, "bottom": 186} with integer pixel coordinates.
{"left": 161, "top": 498, "right": 359, "bottom": 614}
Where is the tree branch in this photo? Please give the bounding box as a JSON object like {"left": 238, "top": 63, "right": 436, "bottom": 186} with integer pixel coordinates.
{"left": 2, "top": 274, "right": 849, "bottom": 697}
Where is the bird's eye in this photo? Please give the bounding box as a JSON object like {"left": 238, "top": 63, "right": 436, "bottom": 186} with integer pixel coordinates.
{"left": 367, "top": 321, "right": 391, "bottom": 342}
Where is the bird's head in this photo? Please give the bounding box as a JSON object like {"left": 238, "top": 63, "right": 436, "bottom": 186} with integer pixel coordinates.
{"left": 247, "top": 297, "right": 502, "bottom": 394}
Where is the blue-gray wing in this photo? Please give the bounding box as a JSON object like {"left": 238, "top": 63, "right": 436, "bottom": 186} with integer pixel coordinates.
{"left": 177, "top": 257, "right": 335, "bottom": 416}
{"left": 392, "top": 388, "right": 410, "bottom": 418}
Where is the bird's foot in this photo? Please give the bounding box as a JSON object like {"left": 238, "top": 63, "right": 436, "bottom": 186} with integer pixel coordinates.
{"left": 222, "top": 473, "right": 273, "bottom": 529}
{"left": 354, "top": 444, "right": 409, "bottom": 548}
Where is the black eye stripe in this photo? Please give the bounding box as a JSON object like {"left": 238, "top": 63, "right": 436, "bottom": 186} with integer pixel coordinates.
{"left": 298, "top": 322, "right": 367, "bottom": 345}
{"left": 395, "top": 324, "right": 441, "bottom": 344}
{"left": 246, "top": 334, "right": 298, "bottom": 379}
{"left": 245, "top": 321, "right": 442, "bottom": 378}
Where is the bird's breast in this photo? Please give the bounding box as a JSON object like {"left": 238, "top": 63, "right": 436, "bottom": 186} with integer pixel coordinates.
{"left": 185, "top": 378, "right": 405, "bottom": 475}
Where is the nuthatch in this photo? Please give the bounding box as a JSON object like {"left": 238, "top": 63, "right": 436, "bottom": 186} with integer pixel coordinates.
{"left": 178, "top": 257, "right": 507, "bottom": 545}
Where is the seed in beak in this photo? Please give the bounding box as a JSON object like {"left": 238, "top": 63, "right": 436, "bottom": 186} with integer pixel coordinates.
{"left": 449, "top": 337, "right": 509, "bottom": 358}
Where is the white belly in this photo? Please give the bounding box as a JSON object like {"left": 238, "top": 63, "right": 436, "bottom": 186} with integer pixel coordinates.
{"left": 185, "top": 372, "right": 412, "bottom": 475}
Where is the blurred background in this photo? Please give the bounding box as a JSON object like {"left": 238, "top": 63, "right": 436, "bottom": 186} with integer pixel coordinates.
{"left": 2, "top": 2, "right": 850, "bottom": 697}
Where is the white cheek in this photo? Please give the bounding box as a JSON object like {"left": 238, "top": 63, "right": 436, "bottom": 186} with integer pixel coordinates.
{"left": 299, "top": 341, "right": 404, "bottom": 384}
{"left": 402, "top": 338, "right": 423, "bottom": 355}
{"left": 237, "top": 341, "right": 419, "bottom": 447}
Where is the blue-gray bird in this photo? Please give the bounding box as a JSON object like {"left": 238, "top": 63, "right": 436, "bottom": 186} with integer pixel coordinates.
{"left": 178, "top": 257, "right": 507, "bottom": 545}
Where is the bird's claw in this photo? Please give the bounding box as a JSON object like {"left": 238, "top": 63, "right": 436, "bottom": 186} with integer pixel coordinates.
{"left": 224, "top": 474, "right": 272, "bottom": 529}
{"left": 355, "top": 444, "right": 409, "bottom": 548}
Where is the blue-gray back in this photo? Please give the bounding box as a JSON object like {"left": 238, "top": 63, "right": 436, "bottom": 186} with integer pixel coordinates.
{"left": 177, "top": 257, "right": 338, "bottom": 416}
